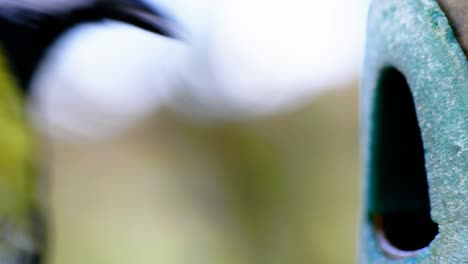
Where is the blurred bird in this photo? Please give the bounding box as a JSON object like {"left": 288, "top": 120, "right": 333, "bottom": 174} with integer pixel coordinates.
{"left": 31, "top": 0, "right": 369, "bottom": 140}
{"left": 0, "top": 1, "right": 174, "bottom": 263}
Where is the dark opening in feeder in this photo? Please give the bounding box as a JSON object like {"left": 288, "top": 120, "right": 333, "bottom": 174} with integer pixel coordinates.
{"left": 361, "top": 0, "right": 468, "bottom": 262}
{"left": 369, "top": 67, "right": 438, "bottom": 256}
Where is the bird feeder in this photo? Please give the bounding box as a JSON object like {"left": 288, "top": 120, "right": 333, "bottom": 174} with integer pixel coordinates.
{"left": 361, "top": 0, "right": 467, "bottom": 263}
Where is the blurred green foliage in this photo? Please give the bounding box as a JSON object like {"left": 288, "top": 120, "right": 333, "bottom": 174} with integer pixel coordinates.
{"left": 46, "top": 85, "right": 359, "bottom": 264}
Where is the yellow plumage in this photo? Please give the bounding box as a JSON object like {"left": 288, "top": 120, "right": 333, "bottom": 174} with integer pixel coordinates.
{"left": 0, "top": 48, "right": 35, "bottom": 230}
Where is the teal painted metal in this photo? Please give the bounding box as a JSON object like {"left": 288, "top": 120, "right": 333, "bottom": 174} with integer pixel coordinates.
{"left": 361, "top": 0, "right": 467, "bottom": 263}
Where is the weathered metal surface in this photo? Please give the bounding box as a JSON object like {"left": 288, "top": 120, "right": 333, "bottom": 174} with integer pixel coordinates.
{"left": 361, "top": 0, "right": 468, "bottom": 263}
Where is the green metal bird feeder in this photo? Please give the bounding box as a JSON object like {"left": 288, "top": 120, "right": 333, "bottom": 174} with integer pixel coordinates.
{"left": 361, "top": 0, "right": 467, "bottom": 263}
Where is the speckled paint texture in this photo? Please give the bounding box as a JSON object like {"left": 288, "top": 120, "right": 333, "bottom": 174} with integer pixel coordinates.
{"left": 361, "top": 0, "right": 467, "bottom": 263}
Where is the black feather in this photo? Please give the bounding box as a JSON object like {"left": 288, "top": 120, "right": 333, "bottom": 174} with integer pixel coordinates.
{"left": 0, "top": 8, "right": 111, "bottom": 95}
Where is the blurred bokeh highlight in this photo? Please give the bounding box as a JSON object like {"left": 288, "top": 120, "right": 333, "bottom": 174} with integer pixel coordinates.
{"left": 27, "top": 0, "right": 369, "bottom": 263}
